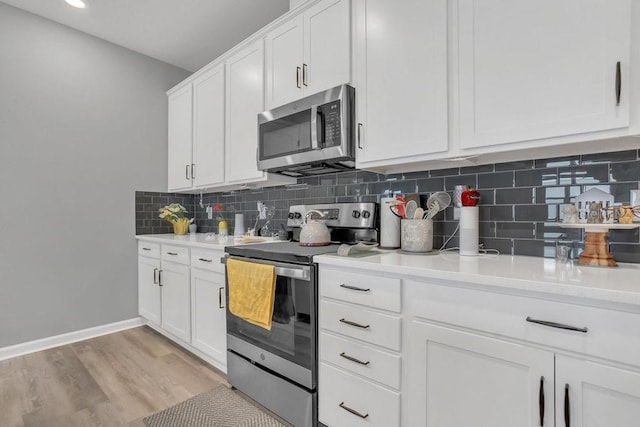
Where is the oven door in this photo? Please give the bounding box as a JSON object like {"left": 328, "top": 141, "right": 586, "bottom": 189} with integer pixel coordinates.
{"left": 225, "top": 256, "right": 317, "bottom": 390}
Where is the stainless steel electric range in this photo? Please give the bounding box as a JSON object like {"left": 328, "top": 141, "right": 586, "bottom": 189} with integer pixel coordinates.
{"left": 223, "top": 202, "right": 378, "bottom": 427}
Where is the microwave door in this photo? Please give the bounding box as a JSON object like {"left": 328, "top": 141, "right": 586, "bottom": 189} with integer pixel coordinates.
{"left": 260, "top": 109, "right": 312, "bottom": 161}
{"left": 310, "top": 105, "right": 324, "bottom": 150}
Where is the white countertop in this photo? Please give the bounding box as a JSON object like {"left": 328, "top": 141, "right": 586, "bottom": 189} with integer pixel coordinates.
{"left": 136, "top": 233, "right": 280, "bottom": 250}
{"left": 316, "top": 250, "right": 640, "bottom": 310}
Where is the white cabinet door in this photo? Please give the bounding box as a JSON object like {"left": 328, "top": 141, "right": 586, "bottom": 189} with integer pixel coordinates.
{"left": 303, "top": 0, "right": 351, "bottom": 95}
{"left": 138, "top": 255, "right": 161, "bottom": 325}
{"left": 167, "top": 84, "right": 193, "bottom": 191}
{"left": 160, "top": 261, "right": 191, "bottom": 342}
{"left": 354, "top": 0, "right": 448, "bottom": 167}
{"left": 556, "top": 355, "right": 640, "bottom": 427}
{"left": 458, "top": 0, "right": 631, "bottom": 149}
{"left": 406, "top": 320, "right": 554, "bottom": 427}
{"left": 191, "top": 268, "right": 227, "bottom": 368}
{"left": 265, "top": 0, "right": 351, "bottom": 109}
{"left": 192, "top": 64, "right": 225, "bottom": 188}
{"left": 225, "top": 40, "right": 266, "bottom": 184}
{"left": 265, "top": 15, "right": 304, "bottom": 109}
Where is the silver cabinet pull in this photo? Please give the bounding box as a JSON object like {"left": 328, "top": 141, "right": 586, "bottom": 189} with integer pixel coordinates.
{"left": 158, "top": 270, "right": 163, "bottom": 286}
{"left": 218, "top": 287, "right": 225, "bottom": 309}
{"left": 339, "top": 352, "right": 370, "bottom": 366}
{"left": 340, "top": 283, "right": 370, "bottom": 292}
{"left": 526, "top": 317, "right": 587, "bottom": 333}
{"left": 142, "top": 247, "right": 151, "bottom": 251}
{"left": 198, "top": 258, "right": 213, "bottom": 263}
{"left": 191, "top": 163, "right": 195, "bottom": 179}
{"left": 339, "top": 402, "right": 368, "bottom": 419}
{"left": 296, "top": 66, "right": 301, "bottom": 88}
{"left": 185, "top": 164, "right": 190, "bottom": 180}
{"left": 302, "top": 63, "right": 308, "bottom": 86}
{"left": 615, "top": 61, "right": 622, "bottom": 106}
{"left": 166, "top": 252, "right": 178, "bottom": 256}
{"left": 339, "top": 318, "right": 370, "bottom": 329}
{"left": 153, "top": 268, "right": 158, "bottom": 285}
{"left": 357, "top": 123, "right": 363, "bottom": 149}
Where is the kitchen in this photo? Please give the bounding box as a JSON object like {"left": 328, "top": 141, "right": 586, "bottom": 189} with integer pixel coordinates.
{"left": 1, "top": 0, "right": 640, "bottom": 426}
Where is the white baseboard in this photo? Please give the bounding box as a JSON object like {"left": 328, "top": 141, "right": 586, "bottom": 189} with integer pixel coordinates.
{"left": 0, "top": 317, "right": 144, "bottom": 361}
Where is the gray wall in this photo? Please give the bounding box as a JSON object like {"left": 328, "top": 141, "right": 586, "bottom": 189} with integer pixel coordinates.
{"left": 0, "top": 3, "right": 189, "bottom": 347}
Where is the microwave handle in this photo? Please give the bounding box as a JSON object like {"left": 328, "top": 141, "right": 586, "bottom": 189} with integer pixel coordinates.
{"left": 310, "top": 105, "right": 319, "bottom": 149}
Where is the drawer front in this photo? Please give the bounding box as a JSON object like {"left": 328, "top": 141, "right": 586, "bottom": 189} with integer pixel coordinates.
{"left": 321, "top": 300, "right": 401, "bottom": 351}
{"left": 320, "top": 268, "right": 401, "bottom": 312}
{"left": 319, "top": 331, "right": 401, "bottom": 389}
{"left": 319, "top": 363, "right": 400, "bottom": 427}
{"left": 190, "top": 248, "right": 224, "bottom": 273}
{"left": 138, "top": 241, "right": 160, "bottom": 258}
{"left": 161, "top": 244, "right": 190, "bottom": 265}
{"left": 406, "top": 279, "right": 640, "bottom": 367}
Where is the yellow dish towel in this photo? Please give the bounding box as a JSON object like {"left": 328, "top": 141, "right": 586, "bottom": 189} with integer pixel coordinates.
{"left": 226, "top": 258, "right": 276, "bottom": 331}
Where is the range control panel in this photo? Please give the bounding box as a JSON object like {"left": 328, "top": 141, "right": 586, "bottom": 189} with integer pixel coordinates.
{"left": 287, "top": 203, "right": 378, "bottom": 229}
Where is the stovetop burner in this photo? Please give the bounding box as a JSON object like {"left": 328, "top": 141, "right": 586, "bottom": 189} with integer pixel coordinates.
{"left": 225, "top": 241, "right": 341, "bottom": 264}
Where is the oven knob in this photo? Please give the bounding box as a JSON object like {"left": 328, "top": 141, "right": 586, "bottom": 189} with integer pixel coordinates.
{"left": 288, "top": 212, "right": 295, "bottom": 219}
{"left": 352, "top": 210, "right": 361, "bottom": 218}
{"left": 294, "top": 212, "right": 302, "bottom": 220}
{"left": 362, "top": 210, "right": 371, "bottom": 219}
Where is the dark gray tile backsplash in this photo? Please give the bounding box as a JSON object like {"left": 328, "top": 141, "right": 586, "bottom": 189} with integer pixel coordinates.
{"left": 136, "top": 149, "right": 640, "bottom": 262}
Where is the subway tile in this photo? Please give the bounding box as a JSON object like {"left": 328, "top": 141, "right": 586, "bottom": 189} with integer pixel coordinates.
{"left": 495, "top": 160, "right": 534, "bottom": 171}
{"left": 429, "top": 167, "right": 459, "bottom": 177}
{"left": 610, "top": 160, "right": 640, "bottom": 182}
{"left": 535, "top": 186, "right": 581, "bottom": 205}
{"left": 609, "top": 228, "right": 640, "bottom": 244}
{"left": 389, "top": 180, "right": 417, "bottom": 196}
{"left": 444, "top": 174, "right": 477, "bottom": 191}
{"left": 479, "top": 238, "right": 513, "bottom": 255}
{"left": 479, "top": 221, "right": 496, "bottom": 238}
{"left": 610, "top": 243, "right": 640, "bottom": 263}
{"left": 367, "top": 181, "right": 390, "bottom": 196}
{"left": 478, "top": 171, "right": 514, "bottom": 189}
{"left": 514, "top": 205, "right": 557, "bottom": 222}
{"left": 416, "top": 177, "right": 445, "bottom": 193}
{"left": 356, "top": 170, "right": 381, "bottom": 183}
{"left": 558, "top": 164, "right": 609, "bottom": 185}
{"left": 534, "top": 156, "right": 579, "bottom": 168}
{"left": 479, "top": 206, "right": 513, "bottom": 221}
{"left": 515, "top": 168, "right": 558, "bottom": 187}
{"left": 534, "top": 222, "right": 574, "bottom": 240}
{"left": 460, "top": 164, "right": 494, "bottom": 174}
{"left": 319, "top": 175, "right": 336, "bottom": 187}
{"left": 581, "top": 150, "right": 637, "bottom": 164}
{"left": 496, "top": 222, "right": 535, "bottom": 239}
{"left": 478, "top": 189, "right": 495, "bottom": 205}
{"left": 495, "top": 188, "right": 534, "bottom": 205}
{"left": 584, "top": 182, "right": 638, "bottom": 204}
{"left": 336, "top": 171, "right": 358, "bottom": 184}
{"left": 513, "top": 240, "right": 548, "bottom": 257}
{"left": 401, "top": 171, "right": 430, "bottom": 180}
{"left": 346, "top": 183, "right": 368, "bottom": 196}
{"left": 299, "top": 176, "right": 319, "bottom": 186}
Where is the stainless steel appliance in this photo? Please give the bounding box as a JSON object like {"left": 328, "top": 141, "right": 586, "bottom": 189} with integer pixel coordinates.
{"left": 223, "top": 202, "right": 378, "bottom": 427}
{"left": 257, "top": 84, "right": 355, "bottom": 177}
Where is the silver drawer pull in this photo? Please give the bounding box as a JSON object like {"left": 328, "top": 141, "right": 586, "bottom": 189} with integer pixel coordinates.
{"left": 142, "top": 247, "right": 151, "bottom": 251}
{"left": 166, "top": 252, "right": 178, "bottom": 256}
{"left": 526, "top": 317, "right": 588, "bottom": 333}
{"left": 339, "top": 352, "right": 370, "bottom": 366}
{"left": 339, "top": 402, "right": 369, "bottom": 419}
{"left": 339, "top": 318, "right": 370, "bottom": 329}
{"left": 340, "top": 284, "right": 370, "bottom": 292}
{"left": 198, "top": 258, "right": 213, "bottom": 263}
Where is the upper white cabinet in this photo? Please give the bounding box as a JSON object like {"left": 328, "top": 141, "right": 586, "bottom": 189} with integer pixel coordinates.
{"left": 265, "top": 0, "right": 351, "bottom": 109}
{"left": 167, "top": 64, "right": 225, "bottom": 192}
{"left": 353, "top": 0, "right": 449, "bottom": 168}
{"left": 457, "top": 0, "right": 631, "bottom": 150}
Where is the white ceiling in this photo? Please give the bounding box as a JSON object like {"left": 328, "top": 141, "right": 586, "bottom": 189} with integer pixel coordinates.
{"left": 1, "top": 0, "right": 290, "bottom": 72}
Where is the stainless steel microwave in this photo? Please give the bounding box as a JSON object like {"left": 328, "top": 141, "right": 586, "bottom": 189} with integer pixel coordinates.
{"left": 257, "top": 84, "right": 355, "bottom": 177}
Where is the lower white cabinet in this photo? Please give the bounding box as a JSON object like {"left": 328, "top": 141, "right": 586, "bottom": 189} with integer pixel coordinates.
{"left": 159, "top": 260, "right": 191, "bottom": 342}
{"left": 138, "top": 248, "right": 161, "bottom": 325}
{"left": 191, "top": 265, "right": 227, "bottom": 368}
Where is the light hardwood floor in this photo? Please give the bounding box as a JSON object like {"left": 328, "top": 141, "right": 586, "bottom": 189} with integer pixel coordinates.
{"left": 0, "top": 326, "right": 228, "bottom": 427}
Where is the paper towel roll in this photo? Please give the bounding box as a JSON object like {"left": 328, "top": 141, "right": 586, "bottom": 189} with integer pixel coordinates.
{"left": 459, "top": 206, "right": 479, "bottom": 256}
{"left": 234, "top": 213, "right": 245, "bottom": 237}
{"left": 380, "top": 197, "right": 400, "bottom": 248}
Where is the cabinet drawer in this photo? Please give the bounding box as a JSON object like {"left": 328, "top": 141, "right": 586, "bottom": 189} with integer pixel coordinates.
{"left": 319, "top": 363, "right": 400, "bottom": 427}
{"left": 191, "top": 248, "right": 224, "bottom": 273}
{"left": 161, "top": 244, "right": 190, "bottom": 265}
{"left": 321, "top": 300, "right": 401, "bottom": 351}
{"left": 407, "top": 280, "right": 640, "bottom": 368}
{"left": 319, "top": 331, "right": 401, "bottom": 389}
{"left": 138, "top": 241, "right": 160, "bottom": 258}
{"left": 320, "top": 268, "right": 401, "bottom": 312}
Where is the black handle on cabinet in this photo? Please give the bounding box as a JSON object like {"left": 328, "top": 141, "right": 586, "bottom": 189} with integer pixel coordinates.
{"left": 218, "top": 287, "right": 224, "bottom": 309}
{"left": 615, "top": 61, "right": 622, "bottom": 106}
{"left": 340, "top": 352, "right": 370, "bottom": 366}
{"left": 339, "top": 402, "right": 369, "bottom": 419}
{"left": 198, "top": 258, "right": 213, "bottom": 263}
{"left": 539, "top": 376, "right": 545, "bottom": 426}
{"left": 166, "top": 252, "right": 178, "bottom": 256}
{"left": 185, "top": 164, "right": 190, "bottom": 180}
{"left": 142, "top": 247, "right": 151, "bottom": 251}
{"left": 340, "top": 283, "right": 371, "bottom": 292}
{"left": 302, "top": 63, "right": 308, "bottom": 86}
{"left": 191, "top": 163, "right": 196, "bottom": 179}
{"left": 525, "top": 317, "right": 587, "bottom": 333}
{"left": 158, "top": 270, "right": 163, "bottom": 286}
{"left": 339, "top": 318, "right": 370, "bottom": 329}
{"left": 564, "top": 384, "right": 570, "bottom": 427}
{"left": 296, "top": 66, "right": 301, "bottom": 88}
{"left": 153, "top": 268, "right": 158, "bottom": 285}
{"left": 357, "top": 123, "right": 363, "bottom": 149}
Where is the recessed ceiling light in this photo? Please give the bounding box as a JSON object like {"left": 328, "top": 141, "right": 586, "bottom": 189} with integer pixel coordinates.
{"left": 65, "top": 0, "right": 86, "bottom": 8}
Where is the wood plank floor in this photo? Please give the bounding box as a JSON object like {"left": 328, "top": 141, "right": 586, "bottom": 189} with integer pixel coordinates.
{"left": 0, "top": 326, "right": 228, "bottom": 427}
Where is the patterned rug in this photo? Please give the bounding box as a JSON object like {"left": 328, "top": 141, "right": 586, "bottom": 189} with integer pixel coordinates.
{"left": 143, "top": 385, "right": 287, "bottom": 427}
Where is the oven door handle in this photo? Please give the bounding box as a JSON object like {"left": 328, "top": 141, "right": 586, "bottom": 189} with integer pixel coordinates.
{"left": 221, "top": 255, "right": 311, "bottom": 281}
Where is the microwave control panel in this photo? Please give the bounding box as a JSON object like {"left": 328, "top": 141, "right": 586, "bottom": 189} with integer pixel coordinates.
{"left": 318, "top": 100, "right": 341, "bottom": 147}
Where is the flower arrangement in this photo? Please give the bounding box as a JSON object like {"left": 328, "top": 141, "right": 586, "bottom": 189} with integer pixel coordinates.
{"left": 159, "top": 203, "right": 190, "bottom": 234}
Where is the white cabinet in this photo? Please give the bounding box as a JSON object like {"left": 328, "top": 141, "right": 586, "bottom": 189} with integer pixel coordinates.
{"left": 457, "top": 0, "right": 631, "bottom": 150}
{"left": 406, "top": 320, "right": 554, "bottom": 427}
{"left": 159, "top": 246, "right": 191, "bottom": 342}
{"left": 138, "top": 242, "right": 161, "bottom": 325}
{"left": 556, "top": 356, "right": 640, "bottom": 427}
{"left": 167, "top": 64, "right": 225, "bottom": 192}
{"left": 265, "top": 0, "right": 351, "bottom": 109}
{"left": 353, "top": 0, "right": 448, "bottom": 169}
{"left": 191, "top": 249, "right": 227, "bottom": 370}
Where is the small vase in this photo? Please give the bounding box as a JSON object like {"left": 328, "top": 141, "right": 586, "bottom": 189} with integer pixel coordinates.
{"left": 172, "top": 218, "right": 190, "bottom": 235}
